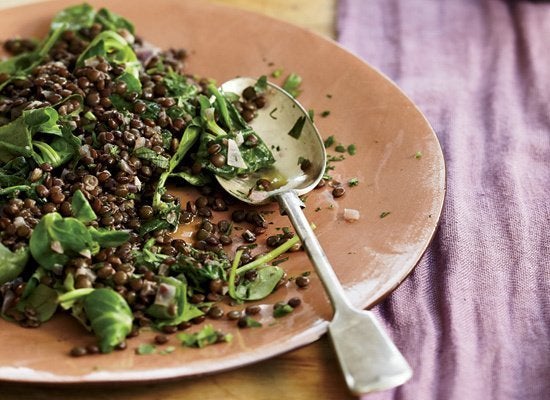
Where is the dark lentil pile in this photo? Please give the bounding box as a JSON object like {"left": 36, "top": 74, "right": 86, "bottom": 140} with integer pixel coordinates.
{"left": 0, "top": 5, "right": 313, "bottom": 355}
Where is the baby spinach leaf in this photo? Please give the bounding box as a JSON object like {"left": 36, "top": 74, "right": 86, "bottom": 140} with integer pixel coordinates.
{"left": 273, "top": 303, "right": 294, "bottom": 318}
{"left": 50, "top": 3, "right": 96, "bottom": 31}
{"left": 234, "top": 265, "right": 284, "bottom": 301}
{"left": 95, "top": 7, "right": 134, "bottom": 34}
{"left": 29, "top": 213, "right": 96, "bottom": 270}
{"left": 15, "top": 283, "right": 58, "bottom": 322}
{"left": 83, "top": 288, "right": 133, "bottom": 353}
{"left": 0, "top": 107, "right": 65, "bottom": 163}
{"left": 282, "top": 73, "right": 303, "bottom": 98}
{"left": 133, "top": 147, "right": 169, "bottom": 169}
{"left": 177, "top": 324, "right": 232, "bottom": 348}
{"left": 146, "top": 276, "right": 203, "bottom": 328}
{"left": 76, "top": 31, "right": 141, "bottom": 94}
{"left": 89, "top": 227, "right": 130, "bottom": 248}
{"left": 169, "top": 170, "right": 212, "bottom": 187}
{"left": 71, "top": 189, "right": 97, "bottom": 224}
{"left": 0, "top": 243, "right": 29, "bottom": 285}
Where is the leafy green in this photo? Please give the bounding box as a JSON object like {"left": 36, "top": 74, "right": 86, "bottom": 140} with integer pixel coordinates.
{"left": 145, "top": 276, "right": 203, "bottom": 328}
{"left": 83, "top": 288, "right": 133, "bottom": 353}
{"left": 133, "top": 147, "right": 169, "bottom": 169}
{"left": 0, "top": 244, "right": 29, "bottom": 285}
{"left": 29, "top": 207, "right": 128, "bottom": 270}
{"left": 0, "top": 107, "right": 79, "bottom": 168}
{"left": 15, "top": 283, "right": 58, "bottom": 322}
{"left": 50, "top": 3, "right": 96, "bottom": 31}
{"left": 169, "top": 170, "right": 212, "bottom": 186}
{"left": 172, "top": 247, "right": 229, "bottom": 292}
{"left": 282, "top": 73, "right": 302, "bottom": 97}
{"left": 234, "top": 265, "right": 284, "bottom": 301}
{"left": 95, "top": 7, "right": 134, "bottom": 34}
{"left": 254, "top": 75, "right": 268, "bottom": 94}
{"left": 71, "top": 189, "right": 97, "bottom": 224}
{"left": 29, "top": 213, "right": 96, "bottom": 270}
{"left": 177, "top": 324, "right": 232, "bottom": 348}
{"left": 76, "top": 30, "right": 141, "bottom": 94}
{"left": 273, "top": 303, "right": 294, "bottom": 318}
{"left": 89, "top": 227, "right": 130, "bottom": 248}
{"left": 287, "top": 116, "right": 306, "bottom": 139}
{"left": 141, "top": 124, "right": 200, "bottom": 235}
{"left": 136, "top": 343, "right": 157, "bottom": 355}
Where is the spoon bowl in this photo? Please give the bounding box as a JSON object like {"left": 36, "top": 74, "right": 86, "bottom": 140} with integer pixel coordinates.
{"left": 217, "top": 77, "right": 413, "bottom": 395}
{"left": 218, "top": 77, "right": 325, "bottom": 204}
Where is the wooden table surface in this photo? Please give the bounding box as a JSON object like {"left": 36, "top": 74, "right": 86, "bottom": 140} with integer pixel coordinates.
{"left": 0, "top": 1, "right": 359, "bottom": 399}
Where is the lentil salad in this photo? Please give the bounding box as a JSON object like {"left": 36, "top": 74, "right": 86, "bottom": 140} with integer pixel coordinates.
{"left": 0, "top": 3, "right": 314, "bottom": 355}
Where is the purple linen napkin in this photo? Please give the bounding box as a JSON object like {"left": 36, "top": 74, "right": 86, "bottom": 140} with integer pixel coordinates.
{"left": 337, "top": 1, "right": 550, "bottom": 399}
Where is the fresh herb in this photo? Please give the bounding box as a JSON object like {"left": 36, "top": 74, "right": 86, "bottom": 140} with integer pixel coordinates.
{"left": 380, "top": 211, "right": 391, "bottom": 218}
{"left": 239, "top": 316, "right": 262, "bottom": 328}
{"left": 324, "top": 135, "right": 335, "bottom": 148}
{"left": 0, "top": 244, "right": 29, "bottom": 285}
{"left": 83, "top": 288, "right": 133, "bottom": 353}
{"left": 335, "top": 144, "right": 346, "bottom": 153}
{"left": 273, "top": 303, "right": 294, "bottom": 318}
{"left": 271, "top": 68, "right": 283, "bottom": 78}
{"left": 287, "top": 116, "right": 306, "bottom": 139}
{"left": 282, "top": 73, "right": 302, "bottom": 98}
{"left": 254, "top": 75, "right": 268, "bottom": 94}
{"left": 347, "top": 144, "right": 357, "bottom": 155}
{"left": 415, "top": 151, "right": 422, "bottom": 159}
{"left": 177, "top": 324, "right": 232, "bottom": 348}
{"left": 348, "top": 178, "right": 359, "bottom": 187}
{"left": 320, "top": 110, "right": 330, "bottom": 118}
{"left": 136, "top": 343, "right": 157, "bottom": 355}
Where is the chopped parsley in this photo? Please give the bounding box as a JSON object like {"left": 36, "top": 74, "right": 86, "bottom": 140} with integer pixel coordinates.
{"left": 288, "top": 115, "right": 306, "bottom": 139}
{"left": 335, "top": 144, "right": 346, "bottom": 153}
{"left": 320, "top": 110, "right": 330, "bottom": 118}
{"left": 271, "top": 68, "right": 283, "bottom": 78}
{"left": 324, "top": 135, "right": 335, "bottom": 148}
{"left": 348, "top": 177, "right": 359, "bottom": 187}
{"left": 273, "top": 304, "right": 294, "bottom": 318}
{"left": 380, "top": 211, "right": 391, "bottom": 218}
{"left": 347, "top": 144, "right": 357, "bottom": 155}
{"left": 282, "top": 73, "right": 302, "bottom": 97}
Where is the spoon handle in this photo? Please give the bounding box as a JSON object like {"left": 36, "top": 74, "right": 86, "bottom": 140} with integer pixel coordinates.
{"left": 276, "top": 190, "right": 412, "bottom": 394}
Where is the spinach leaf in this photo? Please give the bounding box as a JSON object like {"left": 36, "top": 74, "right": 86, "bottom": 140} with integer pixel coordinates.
{"left": 15, "top": 283, "right": 58, "bottom": 322}
{"left": 0, "top": 243, "right": 29, "bottom": 285}
{"left": 145, "top": 276, "right": 203, "bottom": 328}
{"left": 169, "top": 170, "right": 212, "bottom": 186}
{"left": 0, "top": 157, "right": 30, "bottom": 191}
{"left": 282, "top": 73, "right": 303, "bottom": 98}
{"left": 177, "top": 324, "right": 232, "bottom": 348}
{"left": 234, "top": 265, "right": 284, "bottom": 301}
{"left": 287, "top": 116, "right": 306, "bottom": 139}
{"left": 95, "top": 8, "right": 134, "bottom": 34}
{"left": 29, "top": 213, "right": 96, "bottom": 270}
{"left": 0, "top": 107, "right": 70, "bottom": 165}
{"left": 50, "top": 3, "right": 96, "bottom": 31}
{"left": 144, "top": 124, "right": 199, "bottom": 235}
{"left": 71, "top": 189, "right": 97, "bottom": 224}
{"left": 76, "top": 31, "right": 141, "bottom": 94}
{"left": 89, "top": 227, "right": 130, "bottom": 248}
{"left": 172, "top": 247, "right": 229, "bottom": 292}
{"left": 133, "top": 147, "right": 169, "bottom": 169}
{"left": 83, "top": 288, "right": 133, "bottom": 353}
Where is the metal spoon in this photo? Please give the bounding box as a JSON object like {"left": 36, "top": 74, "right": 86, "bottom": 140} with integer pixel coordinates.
{"left": 218, "top": 77, "right": 413, "bottom": 395}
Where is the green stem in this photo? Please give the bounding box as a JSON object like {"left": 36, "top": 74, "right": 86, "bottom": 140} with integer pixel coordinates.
{"left": 235, "top": 235, "right": 301, "bottom": 275}
{"left": 207, "top": 83, "right": 233, "bottom": 132}
{"left": 228, "top": 249, "right": 244, "bottom": 300}
{"left": 57, "top": 288, "right": 94, "bottom": 304}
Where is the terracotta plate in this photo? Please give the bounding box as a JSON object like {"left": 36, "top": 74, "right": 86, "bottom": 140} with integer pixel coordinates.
{"left": 0, "top": 0, "right": 445, "bottom": 384}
